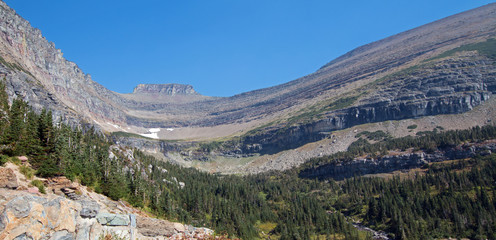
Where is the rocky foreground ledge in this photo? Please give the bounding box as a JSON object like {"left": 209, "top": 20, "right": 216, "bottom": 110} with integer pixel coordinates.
{"left": 0, "top": 162, "right": 214, "bottom": 240}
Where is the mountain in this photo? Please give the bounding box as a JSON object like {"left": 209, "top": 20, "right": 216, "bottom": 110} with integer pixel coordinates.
{"left": 0, "top": 1, "right": 495, "bottom": 173}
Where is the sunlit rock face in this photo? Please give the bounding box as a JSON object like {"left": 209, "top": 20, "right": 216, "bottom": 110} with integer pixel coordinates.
{"left": 0, "top": 0, "right": 495, "bottom": 166}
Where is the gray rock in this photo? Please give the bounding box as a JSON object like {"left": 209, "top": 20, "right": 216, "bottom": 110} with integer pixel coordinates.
{"left": 96, "top": 212, "right": 130, "bottom": 226}
{"left": 130, "top": 214, "right": 136, "bottom": 228}
{"left": 13, "top": 233, "right": 33, "bottom": 240}
{"left": 50, "top": 230, "right": 74, "bottom": 240}
{"left": 136, "top": 216, "right": 176, "bottom": 237}
{"left": 0, "top": 215, "right": 5, "bottom": 232}
{"left": 6, "top": 196, "right": 33, "bottom": 218}
{"left": 75, "top": 220, "right": 91, "bottom": 240}
{"left": 79, "top": 200, "right": 100, "bottom": 218}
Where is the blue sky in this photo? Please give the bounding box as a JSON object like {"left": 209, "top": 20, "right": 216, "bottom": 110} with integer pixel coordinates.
{"left": 4, "top": 1, "right": 494, "bottom": 97}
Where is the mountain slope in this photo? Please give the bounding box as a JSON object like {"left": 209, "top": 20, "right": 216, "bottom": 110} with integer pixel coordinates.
{"left": 0, "top": 1, "right": 495, "bottom": 172}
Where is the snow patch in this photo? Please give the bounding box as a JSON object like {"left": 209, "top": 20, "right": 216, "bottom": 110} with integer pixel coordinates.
{"left": 149, "top": 128, "right": 161, "bottom": 133}
{"left": 139, "top": 128, "right": 161, "bottom": 139}
{"left": 166, "top": 128, "right": 174, "bottom": 131}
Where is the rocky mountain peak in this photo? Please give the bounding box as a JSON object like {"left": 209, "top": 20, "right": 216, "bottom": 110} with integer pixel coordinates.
{"left": 132, "top": 83, "right": 199, "bottom": 96}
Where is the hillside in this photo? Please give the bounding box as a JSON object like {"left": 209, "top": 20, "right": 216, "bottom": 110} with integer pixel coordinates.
{"left": 0, "top": 1, "right": 495, "bottom": 173}
{"left": 0, "top": 162, "right": 215, "bottom": 239}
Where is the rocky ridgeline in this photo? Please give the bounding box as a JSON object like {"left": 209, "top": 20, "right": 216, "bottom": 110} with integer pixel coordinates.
{"left": 132, "top": 84, "right": 199, "bottom": 96}
{"left": 0, "top": 163, "right": 214, "bottom": 240}
{"left": 0, "top": 0, "right": 494, "bottom": 130}
{"left": 300, "top": 140, "right": 496, "bottom": 180}
{"left": 238, "top": 52, "right": 496, "bottom": 155}
{"left": 0, "top": 0, "right": 496, "bottom": 171}
{"left": 0, "top": 1, "right": 129, "bottom": 126}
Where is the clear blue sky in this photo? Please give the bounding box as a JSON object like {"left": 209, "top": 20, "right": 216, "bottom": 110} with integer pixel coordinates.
{"left": 4, "top": 0, "right": 494, "bottom": 97}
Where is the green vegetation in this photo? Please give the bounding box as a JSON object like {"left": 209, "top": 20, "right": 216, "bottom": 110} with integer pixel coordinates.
{"left": 429, "top": 38, "right": 496, "bottom": 61}
{"left": 332, "top": 155, "right": 496, "bottom": 239}
{"left": 199, "top": 141, "right": 222, "bottom": 152}
{"left": 355, "top": 130, "right": 391, "bottom": 141}
{"left": 0, "top": 56, "right": 36, "bottom": 79}
{"left": 327, "top": 95, "right": 360, "bottom": 111}
{"left": 297, "top": 124, "right": 496, "bottom": 239}
{"left": 303, "top": 125, "right": 496, "bottom": 168}
{"left": 20, "top": 165, "right": 34, "bottom": 179}
{"left": 3, "top": 71, "right": 496, "bottom": 238}
{"left": 0, "top": 154, "right": 8, "bottom": 166}
{"left": 406, "top": 124, "right": 417, "bottom": 130}
{"left": 0, "top": 79, "right": 368, "bottom": 239}
{"left": 111, "top": 131, "right": 157, "bottom": 140}
{"left": 286, "top": 94, "right": 360, "bottom": 126}
{"left": 30, "top": 179, "right": 46, "bottom": 194}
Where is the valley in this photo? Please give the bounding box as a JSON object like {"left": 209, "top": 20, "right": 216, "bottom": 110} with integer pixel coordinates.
{"left": 0, "top": 1, "right": 495, "bottom": 239}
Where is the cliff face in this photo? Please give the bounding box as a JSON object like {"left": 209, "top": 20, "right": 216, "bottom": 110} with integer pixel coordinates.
{"left": 240, "top": 51, "right": 496, "bottom": 154}
{"left": 0, "top": 163, "right": 214, "bottom": 240}
{"left": 0, "top": 1, "right": 495, "bottom": 168}
{"left": 132, "top": 83, "right": 199, "bottom": 95}
{"left": 0, "top": 1, "right": 128, "bottom": 126}
{"left": 299, "top": 141, "right": 496, "bottom": 180}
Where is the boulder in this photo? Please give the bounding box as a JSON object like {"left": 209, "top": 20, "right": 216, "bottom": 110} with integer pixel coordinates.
{"left": 0, "top": 195, "right": 79, "bottom": 240}
{"left": 12, "top": 233, "right": 33, "bottom": 240}
{"left": 0, "top": 167, "right": 18, "bottom": 189}
{"left": 96, "top": 213, "right": 130, "bottom": 226}
{"left": 47, "top": 176, "right": 75, "bottom": 189}
{"left": 50, "top": 230, "right": 75, "bottom": 240}
{"left": 79, "top": 200, "right": 100, "bottom": 218}
{"left": 136, "top": 216, "right": 175, "bottom": 237}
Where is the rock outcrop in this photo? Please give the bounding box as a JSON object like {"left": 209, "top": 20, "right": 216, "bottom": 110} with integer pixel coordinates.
{"left": 0, "top": 164, "right": 215, "bottom": 240}
{"left": 132, "top": 84, "right": 199, "bottom": 96}
{"left": 300, "top": 140, "right": 496, "bottom": 180}
{"left": 0, "top": 167, "right": 17, "bottom": 189}
{"left": 0, "top": 0, "right": 496, "bottom": 170}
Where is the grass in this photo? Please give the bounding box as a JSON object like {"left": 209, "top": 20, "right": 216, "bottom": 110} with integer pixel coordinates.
{"left": 30, "top": 179, "right": 46, "bottom": 194}
{"left": 0, "top": 154, "right": 8, "bottom": 166}
{"left": 287, "top": 94, "right": 361, "bottom": 125}
{"left": 427, "top": 38, "right": 496, "bottom": 61}
{"left": 0, "top": 55, "right": 36, "bottom": 79}
{"left": 356, "top": 130, "right": 391, "bottom": 141}
{"left": 19, "top": 165, "right": 34, "bottom": 179}
{"left": 256, "top": 221, "right": 277, "bottom": 234}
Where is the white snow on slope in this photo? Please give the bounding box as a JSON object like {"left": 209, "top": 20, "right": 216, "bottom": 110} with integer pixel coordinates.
{"left": 139, "top": 128, "right": 161, "bottom": 139}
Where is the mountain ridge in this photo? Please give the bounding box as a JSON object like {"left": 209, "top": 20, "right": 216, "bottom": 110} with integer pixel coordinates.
{"left": 0, "top": 1, "right": 495, "bottom": 172}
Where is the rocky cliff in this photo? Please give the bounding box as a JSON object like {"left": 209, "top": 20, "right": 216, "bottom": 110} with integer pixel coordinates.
{"left": 0, "top": 1, "right": 495, "bottom": 171}
{"left": 0, "top": 162, "right": 215, "bottom": 240}
{"left": 299, "top": 140, "right": 496, "bottom": 180}
{"left": 132, "top": 83, "right": 199, "bottom": 96}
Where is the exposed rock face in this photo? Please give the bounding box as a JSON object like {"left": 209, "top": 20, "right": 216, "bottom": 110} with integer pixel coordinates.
{"left": 79, "top": 200, "right": 100, "bottom": 219}
{"left": 132, "top": 83, "right": 199, "bottom": 96}
{"left": 0, "top": 0, "right": 496, "bottom": 169}
{"left": 240, "top": 53, "right": 496, "bottom": 154}
{"left": 136, "top": 216, "right": 177, "bottom": 237}
{"left": 300, "top": 141, "right": 496, "bottom": 180}
{"left": 96, "top": 213, "right": 130, "bottom": 226}
{"left": 0, "top": 185, "right": 214, "bottom": 240}
{"left": 0, "top": 195, "right": 79, "bottom": 240}
{"left": 0, "top": 168, "right": 18, "bottom": 189}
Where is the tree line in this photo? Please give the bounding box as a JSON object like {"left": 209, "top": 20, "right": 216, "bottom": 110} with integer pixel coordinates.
{"left": 0, "top": 79, "right": 368, "bottom": 239}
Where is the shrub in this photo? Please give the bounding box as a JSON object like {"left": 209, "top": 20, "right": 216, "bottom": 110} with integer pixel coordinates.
{"left": 30, "top": 179, "right": 46, "bottom": 194}
{"left": 20, "top": 165, "right": 34, "bottom": 179}
{"left": 0, "top": 154, "right": 8, "bottom": 166}
{"left": 407, "top": 124, "right": 418, "bottom": 130}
